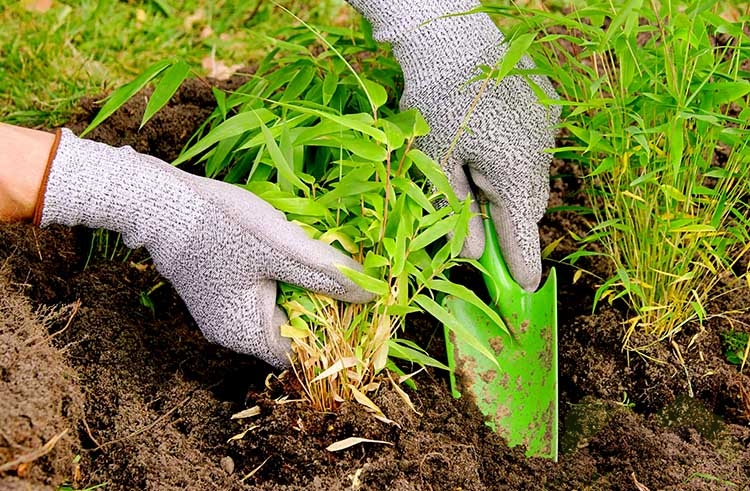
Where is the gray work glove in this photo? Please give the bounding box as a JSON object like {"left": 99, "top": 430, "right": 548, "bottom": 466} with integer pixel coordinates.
{"left": 37, "top": 129, "right": 374, "bottom": 368}
{"left": 348, "top": 0, "right": 560, "bottom": 291}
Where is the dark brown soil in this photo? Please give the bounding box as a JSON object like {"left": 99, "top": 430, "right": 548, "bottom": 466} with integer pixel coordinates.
{"left": 1, "top": 79, "right": 749, "bottom": 491}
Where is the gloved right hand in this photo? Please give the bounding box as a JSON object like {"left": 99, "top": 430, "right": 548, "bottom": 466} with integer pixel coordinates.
{"left": 36, "top": 129, "right": 375, "bottom": 368}
{"left": 347, "top": 0, "right": 560, "bottom": 292}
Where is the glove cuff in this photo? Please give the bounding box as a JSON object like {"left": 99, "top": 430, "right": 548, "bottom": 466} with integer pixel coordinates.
{"left": 347, "top": 0, "right": 504, "bottom": 93}
{"left": 32, "top": 128, "right": 62, "bottom": 226}
{"left": 39, "top": 129, "right": 202, "bottom": 273}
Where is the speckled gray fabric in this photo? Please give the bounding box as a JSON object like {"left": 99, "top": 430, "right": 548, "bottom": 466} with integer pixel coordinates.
{"left": 349, "top": 0, "right": 560, "bottom": 291}
{"left": 40, "top": 129, "right": 374, "bottom": 368}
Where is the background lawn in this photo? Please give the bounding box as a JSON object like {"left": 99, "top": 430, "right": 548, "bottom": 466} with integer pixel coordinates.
{"left": 1, "top": 0, "right": 349, "bottom": 126}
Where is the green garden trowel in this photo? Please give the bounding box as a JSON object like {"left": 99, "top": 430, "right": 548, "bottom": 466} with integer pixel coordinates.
{"left": 443, "top": 203, "right": 558, "bottom": 461}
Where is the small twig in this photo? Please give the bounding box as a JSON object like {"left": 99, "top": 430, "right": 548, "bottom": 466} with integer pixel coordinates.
{"left": 240, "top": 456, "right": 270, "bottom": 482}
{"left": 671, "top": 341, "right": 694, "bottom": 397}
{"left": 81, "top": 407, "right": 102, "bottom": 449}
{"left": 631, "top": 472, "right": 652, "bottom": 491}
{"left": 0, "top": 429, "right": 68, "bottom": 473}
{"left": 739, "top": 383, "right": 750, "bottom": 421}
{"left": 44, "top": 300, "right": 81, "bottom": 345}
{"left": 32, "top": 228, "right": 43, "bottom": 261}
{"left": 91, "top": 395, "right": 190, "bottom": 451}
{"left": 0, "top": 430, "right": 27, "bottom": 452}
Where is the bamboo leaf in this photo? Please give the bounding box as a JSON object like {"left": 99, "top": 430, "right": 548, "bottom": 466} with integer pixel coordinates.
{"left": 702, "top": 81, "right": 750, "bottom": 105}
{"left": 311, "top": 357, "right": 359, "bottom": 383}
{"left": 81, "top": 60, "right": 172, "bottom": 137}
{"left": 388, "top": 339, "right": 450, "bottom": 370}
{"left": 322, "top": 70, "right": 338, "bottom": 105}
{"left": 385, "top": 109, "right": 430, "bottom": 138}
{"left": 314, "top": 135, "right": 388, "bottom": 161}
{"left": 413, "top": 294, "right": 499, "bottom": 368}
{"left": 348, "top": 385, "right": 379, "bottom": 413}
{"left": 362, "top": 79, "right": 388, "bottom": 109}
{"left": 494, "top": 32, "right": 536, "bottom": 81}
{"left": 450, "top": 198, "right": 472, "bottom": 257}
{"left": 408, "top": 149, "right": 459, "bottom": 209}
{"left": 387, "top": 371, "right": 421, "bottom": 416}
{"left": 337, "top": 266, "right": 389, "bottom": 296}
{"left": 259, "top": 118, "right": 309, "bottom": 194}
{"left": 410, "top": 214, "right": 458, "bottom": 251}
{"left": 272, "top": 102, "right": 387, "bottom": 143}
{"left": 141, "top": 60, "right": 191, "bottom": 127}
{"left": 429, "top": 279, "right": 508, "bottom": 332}
{"left": 281, "top": 66, "right": 316, "bottom": 102}
{"left": 173, "top": 110, "right": 276, "bottom": 165}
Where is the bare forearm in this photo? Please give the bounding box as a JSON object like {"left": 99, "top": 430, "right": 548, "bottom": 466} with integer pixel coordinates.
{"left": 0, "top": 123, "right": 57, "bottom": 222}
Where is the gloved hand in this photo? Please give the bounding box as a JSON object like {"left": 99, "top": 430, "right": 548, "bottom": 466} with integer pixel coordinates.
{"left": 36, "top": 129, "right": 374, "bottom": 368}
{"left": 347, "top": 0, "right": 560, "bottom": 291}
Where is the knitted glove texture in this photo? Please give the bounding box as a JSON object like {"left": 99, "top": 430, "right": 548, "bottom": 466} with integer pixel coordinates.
{"left": 348, "top": 0, "right": 560, "bottom": 291}
{"left": 41, "top": 129, "right": 374, "bottom": 368}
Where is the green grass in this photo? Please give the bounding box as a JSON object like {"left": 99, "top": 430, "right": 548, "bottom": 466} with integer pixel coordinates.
{"left": 485, "top": 0, "right": 750, "bottom": 351}
{"left": 0, "top": 0, "right": 348, "bottom": 127}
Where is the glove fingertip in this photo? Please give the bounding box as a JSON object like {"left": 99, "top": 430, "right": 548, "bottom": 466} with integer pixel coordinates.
{"left": 268, "top": 307, "right": 293, "bottom": 369}
{"left": 490, "top": 211, "right": 542, "bottom": 293}
{"left": 329, "top": 261, "right": 378, "bottom": 304}
{"left": 459, "top": 214, "right": 485, "bottom": 260}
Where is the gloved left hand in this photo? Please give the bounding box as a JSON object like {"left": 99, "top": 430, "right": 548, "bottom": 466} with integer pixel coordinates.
{"left": 36, "top": 129, "right": 375, "bottom": 368}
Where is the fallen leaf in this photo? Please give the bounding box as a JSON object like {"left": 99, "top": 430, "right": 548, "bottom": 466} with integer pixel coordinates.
{"left": 240, "top": 457, "right": 270, "bottom": 482}
{"left": 227, "top": 425, "right": 258, "bottom": 442}
{"left": 201, "top": 55, "right": 243, "bottom": 81}
{"left": 326, "top": 437, "right": 393, "bottom": 452}
{"left": 130, "top": 261, "right": 150, "bottom": 272}
{"left": 16, "top": 462, "right": 31, "bottom": 477}
{"left": 230, "top": 406, "right": 260, "bottom": 419}
{"left": 184, "top": 9, "right": 205, "bottom": 30}
{"left": 24, "top": 0, "right": 52, "bottom": 13}
{"left": 200, "top": 26, "right": 214, "bottom": 39}
{"left": 388, "top": 371, "right": 421, "bottom": 416}
{"left": 631, "top": 472, "right": 651, "bottom": 491}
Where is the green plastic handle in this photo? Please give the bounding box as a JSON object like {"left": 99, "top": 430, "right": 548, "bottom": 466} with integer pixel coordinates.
{"left": 478, "top": 205, "right": 525, "bottom": 304}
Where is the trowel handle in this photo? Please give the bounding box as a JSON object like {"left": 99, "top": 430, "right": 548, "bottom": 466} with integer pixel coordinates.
{"left": 478, "top": 203, "right": 526, "bottom": 306}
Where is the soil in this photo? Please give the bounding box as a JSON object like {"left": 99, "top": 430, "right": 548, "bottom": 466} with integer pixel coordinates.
{"left": 1, "top": 78, "right": 749, "bottom": 491}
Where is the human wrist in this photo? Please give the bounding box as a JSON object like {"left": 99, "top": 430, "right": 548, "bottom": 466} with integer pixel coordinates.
{"left": 0, "top": 124, "right": 58, "bottom": 222}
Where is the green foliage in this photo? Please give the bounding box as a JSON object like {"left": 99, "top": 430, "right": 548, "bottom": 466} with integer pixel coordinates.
{"left": 175, "top": 22, "right": 491, "bottom": 407}
{"left": 84, "top": 229, "right": 132, "bottom": 268}
{"left": 80, "top": 17, "right": 496, "bottom": 410}
{"left": 486, "top": 0, "right": 750, "bottom": 349}
{"left": 720, "top": 330, "right": 749, "bottom": 367}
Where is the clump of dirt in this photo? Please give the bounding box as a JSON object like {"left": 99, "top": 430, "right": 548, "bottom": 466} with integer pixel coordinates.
{"left": 0, "top": 267, "right": 83, "bottom": 490}
{"left": 1, "top": 79, "right": 749, "bottom": 490}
